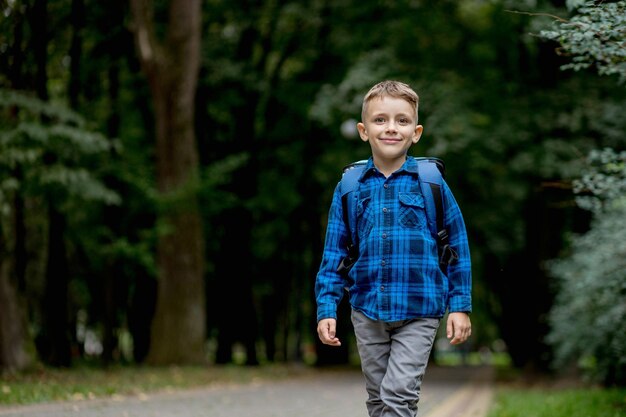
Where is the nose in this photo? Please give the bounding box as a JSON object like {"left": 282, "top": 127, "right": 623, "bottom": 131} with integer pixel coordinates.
{"left": 386, "top": 121, "right": 398, "bottom": 133}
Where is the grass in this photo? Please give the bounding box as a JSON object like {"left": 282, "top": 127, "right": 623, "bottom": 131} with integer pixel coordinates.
{"left": 487, "top": 386, "right": 626, "bottom": 417}
{"left": 0, "top": 363, "right": 319, "bottom": 406}
{"left": 434, "top": 351, "right": 512, "bottom": 367}
{"left": 487, "top": 366, "right": 626, "bottom": 417}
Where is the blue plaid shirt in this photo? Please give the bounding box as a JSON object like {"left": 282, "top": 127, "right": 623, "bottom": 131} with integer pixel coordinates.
{"left": 315, "top": 156, "right": 472, "bottom": 322}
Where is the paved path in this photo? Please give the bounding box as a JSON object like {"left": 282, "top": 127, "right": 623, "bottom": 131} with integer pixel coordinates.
{"left": 0, "top": 365, "right": 493, "bottom": 417}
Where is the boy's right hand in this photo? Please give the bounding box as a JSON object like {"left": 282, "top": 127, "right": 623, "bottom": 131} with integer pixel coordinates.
{"left": 317, "top": 318, "right": 342, "bottom": 346}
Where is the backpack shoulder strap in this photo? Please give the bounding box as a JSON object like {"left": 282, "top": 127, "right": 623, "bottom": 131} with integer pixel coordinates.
{"left": 339, "top": 160, "right": 367, "bottom": 197}
{"left": 339, "top": 160, "right": 367, "bottom": 240}
{"left": 336, "top": 160, "right": 367, "bottom": 274}
{"left": 415, "top": 158, "right": 445, "bottom": 239}
{"left": 416, "top": 157, "right": 459, "bottom": 269}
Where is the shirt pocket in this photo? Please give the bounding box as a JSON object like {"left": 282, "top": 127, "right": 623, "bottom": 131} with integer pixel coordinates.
{"left": 398, "top": 192, "right": 427, "bottom": 229}
{"left": 356, "top": 196, "right": 374, "bottom": 238}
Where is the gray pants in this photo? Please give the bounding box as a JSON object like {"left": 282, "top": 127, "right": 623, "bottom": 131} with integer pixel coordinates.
{"left": 351, "top": 309, "right": 440, "bottom": 417}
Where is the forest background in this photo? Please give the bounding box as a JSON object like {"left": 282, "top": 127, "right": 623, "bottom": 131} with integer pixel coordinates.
{"left": 0, "top": 0, "right": 624, "bottom": 387}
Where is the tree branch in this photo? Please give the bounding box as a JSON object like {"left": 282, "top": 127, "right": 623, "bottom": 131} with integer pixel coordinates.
{"left": 129, "top": 0, "right": 160, "bottom": 78}
{"left": 504, "top": 9, "right": 570, "bottom": 23}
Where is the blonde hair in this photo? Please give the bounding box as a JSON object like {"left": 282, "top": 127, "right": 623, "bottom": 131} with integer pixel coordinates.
{"left": 361, "top": 80, "right": 419, "bottom": 122}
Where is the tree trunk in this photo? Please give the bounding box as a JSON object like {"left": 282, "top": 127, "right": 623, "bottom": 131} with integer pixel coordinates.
{"left": 130, "top": 0, "right": 206, "bottom": 364}
{"left": 9, "top": 3, "right": 27, "bottom": 294}
{"left": 0, "top": 268, "right": 33, "bottom": 373}
{"left": 0, "top": 1, "right": 38, "bottom": 374}
{"left": 40, "top": 207, "right": 72, "bottom": 367}
{"left": 0, "top": 229, "right": 35, "bottom": 373}
{"left": 32, "top": 0, "right": 48, "bottom": 102}
{"left": 67, "top": 0, "right": 84, "bottom": 109}
{"left": 30, "top": 0, "right": 73, "bottom": 367}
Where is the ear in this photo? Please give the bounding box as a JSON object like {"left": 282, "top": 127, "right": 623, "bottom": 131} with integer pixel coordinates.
{"left": 412, "top": 125, "right": 424, "bottom": 144}
{"left": 357, "top": 122, "right": 369, "bottom": 142}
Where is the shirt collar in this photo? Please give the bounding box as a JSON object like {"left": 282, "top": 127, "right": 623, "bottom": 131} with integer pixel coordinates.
{"left": 402, "top": 156, "right": 420, "bottom": 175}
{"left": 359, "top": 156, "right": 419, "bottom": 182}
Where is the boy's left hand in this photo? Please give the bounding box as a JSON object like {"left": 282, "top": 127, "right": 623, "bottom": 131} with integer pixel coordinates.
{"left": 447, "top": 312, "right": 471, "bottom": 345}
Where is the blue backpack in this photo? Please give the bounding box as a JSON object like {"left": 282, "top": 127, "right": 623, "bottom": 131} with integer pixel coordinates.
{"left": 336, "top": 157, "right": 458, "bottom": 274}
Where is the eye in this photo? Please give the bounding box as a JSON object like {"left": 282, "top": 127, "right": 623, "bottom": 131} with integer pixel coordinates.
{"left": 374, "top": 117, "right": 385, "bottom": 124}
{"left": 398, "top": 118, "right": 410, "bottom": 125}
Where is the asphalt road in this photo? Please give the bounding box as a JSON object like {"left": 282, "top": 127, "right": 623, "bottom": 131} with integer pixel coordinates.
{"left": 0, "top": 365, "right": 493, "bottom": 417}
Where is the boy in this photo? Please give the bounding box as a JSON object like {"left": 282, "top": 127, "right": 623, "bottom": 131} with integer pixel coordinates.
{"left": 315, "top": 80, "right": 472, "bottom": 417}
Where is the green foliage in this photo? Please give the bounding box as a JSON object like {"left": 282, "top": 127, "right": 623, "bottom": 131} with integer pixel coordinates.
{"left": 0, "top": 89, "right": 121, "bottom": 213}
{"left": 536, "top": 0, "right": 626, "bottom": 386}
{"left": 197, "top": 151, "right": 248, "bottom": 212}
{"left": 540, "top": 1, "right": 626, "bottom": 83}
{"left": 310, "top": 49, "right": 397, "bottom": 127}
{"left": 546, "top": 149, "right": 626, "bottom": 385}
{"left": 488, "top": 385, "right": 626, "bottom": 417}
{"left": 573, "top": 147, "right": 626, "bottom": 212}
{"left": 0, "top": 89, "right": 150, "bottom": 344}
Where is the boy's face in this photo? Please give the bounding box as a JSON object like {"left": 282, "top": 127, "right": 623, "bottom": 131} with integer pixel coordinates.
{"left": 357, "top": 96, "right": 423, "bottom": 165}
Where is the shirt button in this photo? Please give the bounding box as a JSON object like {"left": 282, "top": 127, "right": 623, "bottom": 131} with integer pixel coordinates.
{"left": 382, "top": 233, "right": 387, "bottom": 239}
{"left": 382, "top": 207, "right": 388, "bottom": 213}
{"left": 381, "top": 260, "right": 386, "bottom": 266}
{"left": 380, "top": 285, "right": 385, "bottom": 292}
{"left": 383, "top": 184, "right": 389, "bottom": 189}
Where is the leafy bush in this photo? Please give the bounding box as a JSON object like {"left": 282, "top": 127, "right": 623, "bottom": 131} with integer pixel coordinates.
{"left": 0, "top": 89, "right": 121, "bottom": 213}
{"left": 537, "top": 0, "right": 626, "bottom": 388}
{"left": 540, "top": 1, "right": 626, "bottom": 83}
{"left": 546, "top": 148, "right": 626, "bottom": 385}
